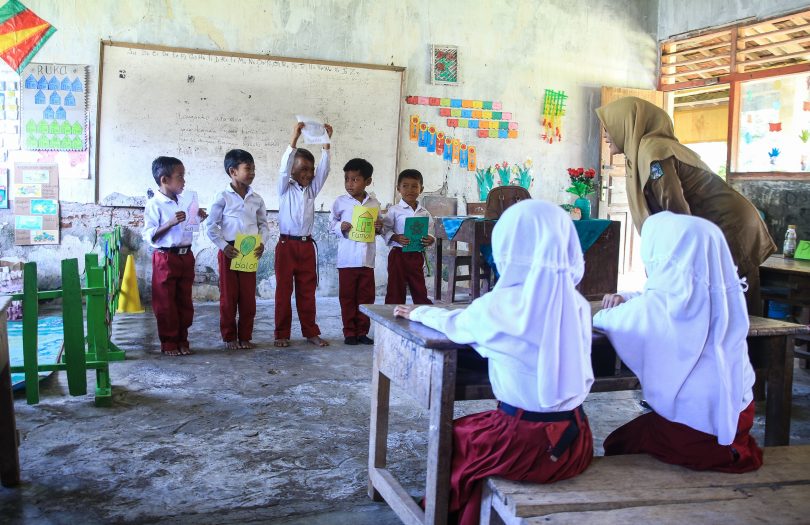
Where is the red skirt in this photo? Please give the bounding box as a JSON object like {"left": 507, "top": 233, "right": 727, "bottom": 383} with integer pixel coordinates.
{"left": 450, "top": 406, "right": 593, "bottom": 525}
{"left": 603, "top": 401, "right": 763, "bottom": 473}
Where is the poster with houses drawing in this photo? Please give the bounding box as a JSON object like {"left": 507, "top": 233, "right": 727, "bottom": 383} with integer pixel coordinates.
{"left": 13, "top": 163, "right": 59, "bottom": 245}
{"left": 20, "top": 63, "right": 88, "bottom": 151}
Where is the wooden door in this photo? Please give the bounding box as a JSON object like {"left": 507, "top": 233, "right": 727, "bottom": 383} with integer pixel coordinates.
{"left": 597, "top": 87, "right": 666, "bottom": 274}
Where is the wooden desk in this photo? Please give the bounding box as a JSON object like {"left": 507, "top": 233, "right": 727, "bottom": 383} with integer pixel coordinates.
{"left": 362, "top": 303, "right": 807, "bottom": 525}
{"left": 760, "top": 255, "right": 810, "bottom": 308}
{"left": 0, "top": 296, "right": 20, "bottom": 487}
{"left": 433, "top": 219, "right": 620, "bottom": 302}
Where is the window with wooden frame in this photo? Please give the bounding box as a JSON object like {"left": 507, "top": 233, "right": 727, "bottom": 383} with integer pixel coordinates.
{"left": 659, "top": 8, "right": 810, "bottom": 181}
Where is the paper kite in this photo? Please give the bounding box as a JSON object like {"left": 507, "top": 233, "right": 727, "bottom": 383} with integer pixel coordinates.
{"left": 0, "top": 0, "right": 56, "bottom": 73}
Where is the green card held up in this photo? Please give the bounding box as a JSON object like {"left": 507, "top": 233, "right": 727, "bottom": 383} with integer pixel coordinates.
{"left": 795, "top": 240, "right": 810, "bottom": 260}
{"left": 230, "top": 233, "right": 262, "bottom": 272}
{"left": 403, "top": 216, "right": 429, "bottom": 252}
{"left": 349, "top": 205, "right": 379, "bottom": 243}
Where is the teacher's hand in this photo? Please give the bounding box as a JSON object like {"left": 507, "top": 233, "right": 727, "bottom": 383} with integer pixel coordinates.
{"left": 393, "top": 304, "right": 419, "bottom": 320}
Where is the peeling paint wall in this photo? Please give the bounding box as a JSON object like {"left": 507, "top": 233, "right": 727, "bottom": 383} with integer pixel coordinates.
{"left": 0, "top": 0, "right": 659, "bottom": 298}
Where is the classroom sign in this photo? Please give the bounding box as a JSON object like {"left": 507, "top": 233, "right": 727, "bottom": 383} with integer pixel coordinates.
{"left": 230, "top": 233, "right": 261, "bottom": 272}
{"left": 20, "top": 62, "right": 88, "bottom": 151}
{"left": 13, "top": 162, "right": 58, "bottom": 245}
{"left": 402, "top": 216, "right": 429, "bottom": 253}
{"left": 349, "top": 205, "right": 378, "bottom": 243}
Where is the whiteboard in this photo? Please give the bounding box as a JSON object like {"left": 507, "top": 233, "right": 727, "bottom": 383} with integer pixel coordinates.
{"left": 96, "top": 42, "right": 404, "bottom": 210}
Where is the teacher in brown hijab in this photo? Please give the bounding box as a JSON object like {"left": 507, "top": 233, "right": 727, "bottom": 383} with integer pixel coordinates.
{"left": 596, "top": 96, "right": 776, "bottom": 314}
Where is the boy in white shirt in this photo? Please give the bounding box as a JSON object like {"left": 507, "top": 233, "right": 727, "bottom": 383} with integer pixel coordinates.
{"left": 382, "top": 169, "right": 435, "bottom": 305}
{"left": 205, "top": 149, "right": 270, "bottom": 350}
{"left": 142, "top": 156, "right": 207, "bottom": 356}
{"left": 275, "top": 122, "right": 333, "bottom": 347}
{"left": 329, "top": 158, "right": 382, "bottom": 345}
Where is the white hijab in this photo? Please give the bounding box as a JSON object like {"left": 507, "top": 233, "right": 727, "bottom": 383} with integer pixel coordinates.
{"left": 410, "top": 200, "right": 594, "bottom": 412}
{"left": 593, "top": 212, "right": 754, "bottom": 444}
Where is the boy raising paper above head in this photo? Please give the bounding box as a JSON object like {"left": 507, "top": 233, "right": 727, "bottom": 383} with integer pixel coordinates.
{"left": 275, "top": 121, "right": 333, "bottom": 348}
{"left": 329, "top": 158, "right": 382, "bottom": 345}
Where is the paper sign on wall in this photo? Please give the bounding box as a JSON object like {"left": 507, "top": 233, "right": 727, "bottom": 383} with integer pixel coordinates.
{"left": 13, "top": 162, "right": 58, "bottom": 245}
{"left": 402, "top": 216, "right": 429, "bottom": 252}
{"left": 229, "top": 233, "right": 262, "bottom": 272}
{"left": 348, "top": 205, "right": 378, "bottom": 243}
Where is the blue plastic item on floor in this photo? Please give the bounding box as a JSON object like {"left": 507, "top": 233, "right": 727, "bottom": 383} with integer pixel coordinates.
{"left": 8, "top": 316, "right": 64, "bottom": 391}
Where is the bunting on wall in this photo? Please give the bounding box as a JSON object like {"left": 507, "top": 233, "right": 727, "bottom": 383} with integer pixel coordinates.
{"left": 0, "top": 0, "right": 56, "bottom": 74}
{"left": 408, "top": 115, "right": 477, "bottom": 172}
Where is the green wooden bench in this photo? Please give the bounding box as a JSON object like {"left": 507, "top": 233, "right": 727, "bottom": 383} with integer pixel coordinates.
{"left": 481, "top": 446, "right": 810, "bottom": 524}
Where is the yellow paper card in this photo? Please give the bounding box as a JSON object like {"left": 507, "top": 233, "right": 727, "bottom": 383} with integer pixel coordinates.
{"left": 349, "top": 206, "right": 379, "bottom": 243}
{"left": 230, "top": 233, "right": 262, "bottom": 272}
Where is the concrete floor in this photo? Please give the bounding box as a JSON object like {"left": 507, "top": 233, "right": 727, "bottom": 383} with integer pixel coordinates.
{"left": 1, "top": 297, "right": 809, "bottom": 524}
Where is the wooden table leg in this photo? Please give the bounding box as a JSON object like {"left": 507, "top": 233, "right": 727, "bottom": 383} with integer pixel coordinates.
{"left": 0, "top": 361, "right": 20, "bottom": 488}
{"left": 762, "top": 335, "right": 794, "bottom": 446}
{"left": 470, "top": 234, "right": 481, "bottom": 300}
{"left": 368, "top": 349, "right": 391, "bottom": 501}
{"left": 424, "top": 350, "right": 457, "bottom": 525}
{"left": 435, "top": 237, "right": 443, "bottom": 302}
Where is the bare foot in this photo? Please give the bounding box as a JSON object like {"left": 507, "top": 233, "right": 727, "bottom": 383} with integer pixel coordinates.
{"left": 161, "top": 348, "right": 181, "bottom": 356}
{"left": 274, "top": 338, "right": 290, "bottom": 348}
{"left": 225, "top": 340, "right": 239, "bottom": 350}
{"left": 239, "top": 340, "right": 256, "bottom": 349}
{"left": 178, "top": 344, "right": 194, "bottom": 356}
{"left": 307, "top": 336, "right": 329, "bottom": 347}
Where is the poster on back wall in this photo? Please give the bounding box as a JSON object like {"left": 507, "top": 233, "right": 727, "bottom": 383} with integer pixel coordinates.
{"left": 19, "top": 62, "right": 89, "bottom": 152}
{"left": 13, "top": 162, "right": 59, "bottom": 245}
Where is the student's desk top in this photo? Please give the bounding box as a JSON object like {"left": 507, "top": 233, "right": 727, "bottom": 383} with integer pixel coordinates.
{"left": 761, "top": 254, "right": 810, "bottom": 276}
{"left": 362, "top": 303, "right": 807, "bottom": 525}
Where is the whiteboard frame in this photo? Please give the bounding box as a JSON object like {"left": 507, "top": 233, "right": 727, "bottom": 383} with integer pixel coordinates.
{"left": 94, "top": 40, "right": 406, "bottom": 205}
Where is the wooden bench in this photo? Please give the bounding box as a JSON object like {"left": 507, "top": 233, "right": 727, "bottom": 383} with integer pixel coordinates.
{"left": 480, "top": 446, "right": 810, "bottom": 524}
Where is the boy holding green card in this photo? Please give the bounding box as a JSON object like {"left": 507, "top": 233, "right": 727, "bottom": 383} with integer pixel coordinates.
{"left": 383, "top": 169, "right": 435, "bottom": 305}
{"left": 205, "top": 149, "right": 269, "bottom": 350}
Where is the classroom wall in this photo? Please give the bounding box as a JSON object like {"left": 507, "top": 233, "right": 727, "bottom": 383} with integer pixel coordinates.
{"left": 0, "top": 0, "right": 659, "bottom": 298}
{"left": 657, "top": 0, "right": 810, "bottom": 39}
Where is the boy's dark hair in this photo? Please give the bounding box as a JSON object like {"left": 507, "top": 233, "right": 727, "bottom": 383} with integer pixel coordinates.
{"left": 294, "top": 148, "right": 315, "bottom": 164}
{"left": 397, "top": 169, "right": 423, "bottom": 186}
{"left": 151, "top": 156, "right": 183, "bottom": 186}
{"left": 343, "top": 158, "right": 374, "bottom": 180}
{"left": 224, "top": 149, "right": 255, "bottom": 175}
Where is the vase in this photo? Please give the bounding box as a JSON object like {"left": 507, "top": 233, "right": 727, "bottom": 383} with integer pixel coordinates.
{"left": 574, "top": 197, "right": 591, "bottom": 220}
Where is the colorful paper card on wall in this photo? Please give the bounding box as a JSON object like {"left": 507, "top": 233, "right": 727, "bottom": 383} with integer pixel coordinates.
{"left": 409, "top": 115, "right": 419, "bottom": 141}
{"left": 13, "top": 162, "right": 58, "bottom": 245}
{"left": 0, "top": 169, "right": 7, "bottom": 208}
{"left": 229, "top": 233, "right": 262, "bottom": 272}
{"left": 348, "top": 205, "right": 378, "bottom": 243}
{"left": 21, "top": 62, "right": 89, "bottom": 151}
{"left": 0, "top": 0, "right": 56, "bottom": 73}
{"left": 402, "top": 216, "right": 429, "bottom": 252}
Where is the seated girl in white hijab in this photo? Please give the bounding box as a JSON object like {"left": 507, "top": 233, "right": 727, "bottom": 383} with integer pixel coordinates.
{"left": 594, "top": 212, "right": 763, "bottom": 473}
{"left": 395, "top": 200, "right": 594, "bottom": 525}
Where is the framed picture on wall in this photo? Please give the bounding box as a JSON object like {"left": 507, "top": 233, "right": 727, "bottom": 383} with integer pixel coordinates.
{"left": 431, "top": 44, "right": 459, "bottom": 85}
